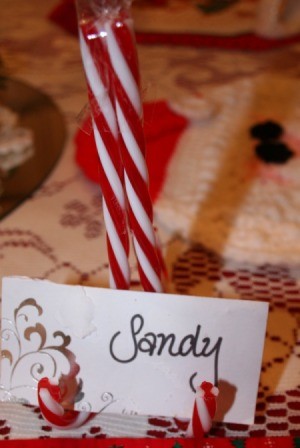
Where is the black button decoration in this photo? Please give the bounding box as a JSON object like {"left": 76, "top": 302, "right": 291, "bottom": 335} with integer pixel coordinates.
{"left": 250, "top": 120, "right": 283, "bottom": 140}
{"left": 249, "top": 120, "right": 294, "bottom": 165}
{"left": 255, "top": 142, "right": 294, "bottom": 164}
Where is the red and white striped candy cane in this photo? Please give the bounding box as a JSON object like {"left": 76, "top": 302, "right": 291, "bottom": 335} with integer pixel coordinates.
{"left": 104, "top": 13, "right": 163, "bottom": 292}
{"left": 187, "top": 381, "right": 219, "bottom": 439}
{"left": 38, "top": 377, "right": 93, "bottom": 429}
{"left": 79, "top": 20, "right": 130, "bottom": 290}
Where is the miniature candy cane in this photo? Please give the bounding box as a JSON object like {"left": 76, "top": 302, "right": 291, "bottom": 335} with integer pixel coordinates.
{"left": 187, "top": 381, "right": 219, "bottom": 439}
{"left": 104, "top": 12, "right": 163, "bottom": 292}
{"left": 78, "top": 18, "right": 130, "bottom": 290}
{"left": 38, "top": 377, "right": 93, "bottom": 429}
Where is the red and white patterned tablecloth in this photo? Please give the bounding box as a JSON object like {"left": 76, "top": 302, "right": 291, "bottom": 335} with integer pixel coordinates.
{"left": 0, "top": 0, "right": 299, "bottom": 443}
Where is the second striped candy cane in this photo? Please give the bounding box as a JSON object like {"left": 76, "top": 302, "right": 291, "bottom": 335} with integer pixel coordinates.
{"left": 104, "top": 7, "right": 163, "bottom": 292}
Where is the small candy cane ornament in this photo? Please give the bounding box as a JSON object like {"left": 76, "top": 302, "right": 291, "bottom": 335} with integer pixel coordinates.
{"left": 104, "top": 13, "right": 163, "bottom": 292}
{"left": 187, "top": 381, "right": 219, "bottom": 439}
{"left": 38, "top": 377, "right": 93, "bottom": 429}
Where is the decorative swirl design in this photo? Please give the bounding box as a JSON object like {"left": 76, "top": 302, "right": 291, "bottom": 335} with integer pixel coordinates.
{"left": 73, "top": 391, "right": 115, "bottom": 415}
{"left": 100, "top": 391, "right": 116, "bottom": 411}
{"left": 0, "top": 297, "right": 80, "bottom": 404}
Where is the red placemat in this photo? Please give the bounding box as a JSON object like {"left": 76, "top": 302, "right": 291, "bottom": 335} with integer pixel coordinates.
{"left": 47, "top": 0, "right": 300, "bottom": 50}
{"left": 0, "top": 437, "right": 298, "bottom": 448}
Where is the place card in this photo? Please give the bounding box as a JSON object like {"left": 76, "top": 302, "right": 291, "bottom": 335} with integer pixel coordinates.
{"left": 0, "top": 277, "right": 268, "bottom": 424}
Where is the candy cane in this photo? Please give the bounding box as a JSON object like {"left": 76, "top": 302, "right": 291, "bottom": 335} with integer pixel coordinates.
{"left": 187, "top": 381, "right": 219, "bottom": 439}
{"left": 104, "top": 15, "right": 163, "bottom": 293}
{"left": 38, "top": 377, "right": 93, "bottom": 429}
{"left": 79, "top": 21, "right": 130, "bottom": 290}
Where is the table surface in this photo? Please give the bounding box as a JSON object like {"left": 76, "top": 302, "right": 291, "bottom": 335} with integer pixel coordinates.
{"left": 0, "top": 0, "right": 300, "bottom": 441}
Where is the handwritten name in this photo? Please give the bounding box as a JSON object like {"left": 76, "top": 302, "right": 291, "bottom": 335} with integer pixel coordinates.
{"left": 109, "top": 314, "right": 222, "bottom": 384}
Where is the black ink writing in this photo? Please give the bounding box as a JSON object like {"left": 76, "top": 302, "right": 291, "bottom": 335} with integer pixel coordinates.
{"left": 109, "top": 314, "right": 222, "bottom": 384}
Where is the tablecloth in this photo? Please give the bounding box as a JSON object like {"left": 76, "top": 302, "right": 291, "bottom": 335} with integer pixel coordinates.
{"left": 0, "top": 0, "right": 299, "bottom": 442}
{"left": 0, "top": 437, "right": 299, "bottom": 447}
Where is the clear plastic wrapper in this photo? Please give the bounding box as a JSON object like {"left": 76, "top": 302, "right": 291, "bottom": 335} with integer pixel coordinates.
{"left": 76, "top": 0, "right": 132, "bottom": 23}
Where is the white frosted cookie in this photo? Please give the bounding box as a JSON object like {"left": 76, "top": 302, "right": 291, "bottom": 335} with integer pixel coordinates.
{"left": 155, "top": 75, "right": 300, "bottom": 265}
{"left": 0, "top": 106, "right": 34, "bottom": 172}
{"left": 0, "top": 127, "right": 34, "bottom": 171}
{"left": 0, "top": 105, "right": 17, "bottom": 131}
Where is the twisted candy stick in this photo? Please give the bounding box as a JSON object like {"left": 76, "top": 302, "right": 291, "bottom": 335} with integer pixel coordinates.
{"left": 38, "top": 377, "right": 93, "bottom": 429}
{"left": 187, "top": 381, "right": 219, "bottom": 439}
{"left": 104, "top": 13, "right": 163, "bottom": 292}
{"left": 79, "top": 21, "right": 130, "bottom": 290}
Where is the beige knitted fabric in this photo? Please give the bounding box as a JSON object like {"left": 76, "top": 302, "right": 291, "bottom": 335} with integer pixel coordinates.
{"left": 156, "top": 75, "right": 300, "bottom": 265}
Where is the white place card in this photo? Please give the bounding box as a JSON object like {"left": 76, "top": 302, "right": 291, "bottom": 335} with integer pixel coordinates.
{"left": 0, "top": 277, "right": 268, "bottom": 424}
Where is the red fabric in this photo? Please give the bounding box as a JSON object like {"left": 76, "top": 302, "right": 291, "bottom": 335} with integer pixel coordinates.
{"left": 75, "top": 100, "right": 188, "bottom": 202}
{"left": 48, "top": 0, "right": 78, "bottom": 36}
{"left": 0, "top": 437, "right": 296, "bottom": 448}
{"left": 245, "top": 438, "right": 295, "bottom": 447}
{"left": 47, "top": 1, "right": 300, "bottom": 50}
{"left": 136, "top": 32, "right": 300, "bottom": 51}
